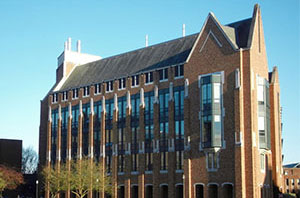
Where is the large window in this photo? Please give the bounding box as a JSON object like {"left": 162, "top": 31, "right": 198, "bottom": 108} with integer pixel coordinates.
{"left": 257, "top": 76, "right": 271, "bottom": 149}
{"left": 118, "top": 96, "right": 126, "bottom": 173}
{"left": 144, "top": 91, "right": 154, "bottom": 171}
{"left": 131, "top": 94, "right": 140, "bottom": 172}
{"left": 105, "top": 99, "right": 114, "bottom": 173}
{"left": 71, "top": 105, "right": 79, "bottom": 159}
{"left": 82, "top": 103, "right": 90, "bottom": 156}
{"left": 159, "top": 88, "right": 169, "bottom": 171}
{"left": 174, "top": 86, "right": 184, "bottom": 140}
{"left": 199, "top": 73, "right": 223, "bottom": 149}
{"left": 61, "top": 107, "right": 68, "bottom": 162}
{"left": 94, "top": 101, "right": 102, "bottom": 161}
{"left": 51, "top": 108, "right": 58, "bottom": 165}
{"left": 174, "top": 86, "right": 184, "bottom": 170}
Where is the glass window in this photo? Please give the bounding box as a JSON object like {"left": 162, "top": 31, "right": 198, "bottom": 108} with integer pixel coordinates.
{"left": 145, "top": 72, "right": 153, "bottom": 84}
{"left": 159, "top": 68, "right": 168, "bottom": 81}
{"left": 71, "top": 105, "right": 79, "bottom": 159}
{"left": 93, "top": 101, "right": 102, "bottom": 161}
{"left": 72, "top": 88, "right": 79, "bottom": 99}
{"left": 176, "top": 151, "right": 184, "bottom": 170}
{"left": 206, "top": 152, "right": 219, "bottom": 170}
{"left": 52, "top": 93, "right": 58, "bottom": 103}
{"left": 257, "top": 77, "right": 270, "bottom": 149}
{"left": 62, "top": 91, "right": 68, "bottom": 101}
{"left": 106, "top": 81, "right": 113, "bottom": 92}
{"left": 160, "top": 152, "right": 168, "bottom": 170}
{"left": 200, "top": 74, "right": 222, "bottom": 149}
{"left": 51, "top": 109, "right": 58, "bottom": 164}
{"left": 61, "top": 107, "right": 68, "bottom": 162}
{"left": 131, "top": 75, "right": 139, "bottom": 87}
{"left": 95, "top": 83, "right": 101, "bottom": 94}
{"left": 213, "top": 83, "right": 220, "bottom": 103}
{"left": 195, "top": 184, "right": 204, "bottom": 198}
{"left": 146, "top": 153, "right": 153, "bottom": 171}
{"left": 175, "top": 65, "right": 184, "bottom": 78}
{"left": 260, "top": 153, "right": 265, "bottom": 171}
{"left": 83, "top": 86, "right": 90, "bottom": 97}
{"left": 119, "top": 78, "right": 126, "bottom": 90}
{"left": 105, "top": 99, "right": 113, "bottom": 173}
{"left": 257, "top": 84, "right": 264, "bottom": 102}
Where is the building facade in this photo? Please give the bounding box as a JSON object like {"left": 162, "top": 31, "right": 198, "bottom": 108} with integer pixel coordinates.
{"left": 283, "top": 163, "right": 300, "bottom": 195}
{"left": 39, "top": 5, "right": 283, "bottom": 198}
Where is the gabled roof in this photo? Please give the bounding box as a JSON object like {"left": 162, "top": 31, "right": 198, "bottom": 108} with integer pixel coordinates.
{"left": 54, "top": 5, "right": 258, "bottom": 93}
{"left": 283, "top": 163, "right": 300, "bottom": 168}
{"left": 225, "top": 18, "right": 252, "bottom": 48}
{"left": 57, "top": 33, "right": 198, "bottom": 92}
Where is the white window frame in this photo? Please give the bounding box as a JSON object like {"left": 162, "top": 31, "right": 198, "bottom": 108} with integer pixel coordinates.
{"left": 118, "top": 78, "right": 126, "bottom": 90}
{"left": 260, "top": 153, "right": 265, "bottom": 172}
{"left": 159, "top": 68, "right": 168, "bottom": 82}
{"left": 174, "top": 65, "right": 184, "bottom": 79}
{"left": 52, "top": 93, "right": 58, "bottom": 104}
{"left": 83, "top": 86, "right": 89, "bottom": 97}
{"left": 206, "top": 152, "right": 219, "bottom": 172}
{"left": 106, "top": 81, "right": 113, "bottom": 93}
{"left": 145, "top": 72, "right": 153, "bottom": 85}
{"left": 94, "top": 83, "right": 101, "bottom": 95}
{"left": 131, "top": 75, "right": 139, "bottom": 88}
{"left": 62, "top": 91, "right": 68, "bottom": 101}
{"left": 72, "top": 89, "right": 78, "bottom": 100}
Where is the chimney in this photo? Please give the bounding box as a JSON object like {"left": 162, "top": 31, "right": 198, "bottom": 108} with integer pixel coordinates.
{"left": 64, "top": 41, "right": 68, "bottom": 51}
{"left": 145, "top": 34, "right": 148, "bottom": 47}
{"left": 68, "top": 37, "right": 72, "bottom": 51}
{"left": 77, "top": 40, "right": 81, "bottom": 53}
{"left": 182, "top": 24, "right": 186, "bottom": 37}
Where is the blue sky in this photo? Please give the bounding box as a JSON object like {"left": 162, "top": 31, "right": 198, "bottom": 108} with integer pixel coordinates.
{"left": 0, "top": 1, "right": 299, "bottom": 164}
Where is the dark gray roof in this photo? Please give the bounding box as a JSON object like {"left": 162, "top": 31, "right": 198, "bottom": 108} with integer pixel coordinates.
{"left": 225, "top": 18, "right": 252, "bottom": 48}
{"left": 283, "top": 163, "right": 300, "bottom": 168}
{"left": 58, "top": 33, "right": 198, "bottom": 92}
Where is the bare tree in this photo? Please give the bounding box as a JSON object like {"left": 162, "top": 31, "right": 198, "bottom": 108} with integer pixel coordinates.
{"left": 22, "top": 146, "right": 38, "bottom": 174}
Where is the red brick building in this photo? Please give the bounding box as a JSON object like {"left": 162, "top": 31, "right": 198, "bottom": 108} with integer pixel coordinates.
{"left": 283, "top": 163, "right": 300, "bottom": 195}
{"left": 39, "top": 4, "right": 283, "bottom": 198}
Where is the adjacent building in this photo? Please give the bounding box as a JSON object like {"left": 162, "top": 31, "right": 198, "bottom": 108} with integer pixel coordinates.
{"left": 38, "top": 4, "right": 283, "bottom": 198}
{"left": 283, "top": 163, "right": 300, "bottom": 194}
{"left": 0, "top": 138, "right": 22, "bottom": 170}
